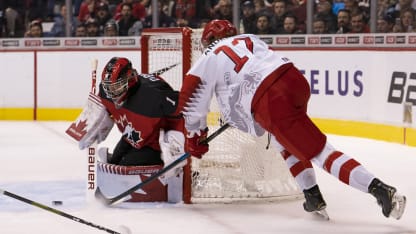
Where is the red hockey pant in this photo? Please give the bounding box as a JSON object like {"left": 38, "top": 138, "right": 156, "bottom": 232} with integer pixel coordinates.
{"left": 252, "top": 64, "right": 326, "bottom": 161}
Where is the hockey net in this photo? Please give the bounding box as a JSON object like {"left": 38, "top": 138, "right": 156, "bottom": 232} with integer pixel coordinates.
{"left": 140, "top": 28, "right": 302, "bottom": 203}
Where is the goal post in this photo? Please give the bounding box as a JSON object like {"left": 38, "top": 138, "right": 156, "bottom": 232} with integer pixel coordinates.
{"left": 140, "top": 27, "right": 302, "bottom": 204}
{"left": 141, "top": 27, "right": 193, "bottom": 82}
{"left": 140, "top": 27, "right": 195, "bottom": 203}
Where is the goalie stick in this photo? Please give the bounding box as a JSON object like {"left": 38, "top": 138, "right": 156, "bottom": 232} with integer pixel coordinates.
{"left": 95, "top": 123, "right": 231, "bottom": 206}
{"left": 87, "top": 59, "right": 99, "bottom": 202}
{"left": 0, "top": 188, "right": 126, "bottom": 234}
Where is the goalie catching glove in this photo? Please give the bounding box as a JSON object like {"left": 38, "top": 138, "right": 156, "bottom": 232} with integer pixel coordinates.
{"left": 185, "top": 128, "right": 209, "bottom": 158}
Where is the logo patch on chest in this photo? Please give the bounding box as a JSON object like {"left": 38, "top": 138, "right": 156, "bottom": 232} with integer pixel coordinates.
{"left": 115, "top": 114, "right": 143, "bottom": 147}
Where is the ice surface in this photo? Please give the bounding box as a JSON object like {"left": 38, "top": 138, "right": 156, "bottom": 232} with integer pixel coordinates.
{"left": 0, "top": 121, "right": 415, "bottom": 234}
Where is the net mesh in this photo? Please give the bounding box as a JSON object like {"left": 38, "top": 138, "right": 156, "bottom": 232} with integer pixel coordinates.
{"left": 143, "top": 28, "right": 302, "bottom": 202}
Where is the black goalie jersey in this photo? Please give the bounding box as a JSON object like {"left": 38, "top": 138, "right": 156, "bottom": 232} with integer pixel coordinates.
{"left": 98, "top": 74, "right": 184, "bottom": 151}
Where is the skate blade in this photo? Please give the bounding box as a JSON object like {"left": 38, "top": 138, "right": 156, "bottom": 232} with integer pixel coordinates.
{"left": 390, "top": 193, "right": 406, "bottom": 220}
{"left": 312, "top": 209, "right": 330, "bottom": 220}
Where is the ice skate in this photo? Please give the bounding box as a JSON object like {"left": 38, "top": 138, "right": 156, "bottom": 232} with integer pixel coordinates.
{"left": 369, "top": 178, "right": 406, "bottom": 220}
{"left": 303, "top": 185, "right": 330, "bottom": 220}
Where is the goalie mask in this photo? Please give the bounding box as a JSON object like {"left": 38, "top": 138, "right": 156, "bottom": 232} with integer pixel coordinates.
{"left": 101, "top": 57, "right": 138, "bottom": 108}
{"left": 201, "top": 19, "right": 237, "bottom": 48}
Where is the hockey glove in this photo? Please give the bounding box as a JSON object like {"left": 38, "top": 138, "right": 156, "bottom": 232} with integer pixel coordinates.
{"left": 185, "top": 128, "right": 209, "bottom": 158}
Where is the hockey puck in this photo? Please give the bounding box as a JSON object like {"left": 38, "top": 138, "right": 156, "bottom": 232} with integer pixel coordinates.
{"left": 52, "top": 200, "right": 63, "bottom": 205}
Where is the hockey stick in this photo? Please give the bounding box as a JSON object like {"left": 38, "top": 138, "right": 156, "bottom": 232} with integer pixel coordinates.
{"left": 91, "top": 59, "right": 98, "bottom": 94}
{"left": 96, "top": 123, "right": 230, "bottom": 206}
{"left": 0, "top": 188, "right": 123, "bottom": 234}
{"left": 87, "top": 59, "right": 99, "bottom": 202}
{"left": 150, "top": 63, "right": 179, "bottom": 76}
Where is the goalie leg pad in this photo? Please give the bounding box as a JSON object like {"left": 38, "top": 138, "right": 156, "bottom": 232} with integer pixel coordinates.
{"left": 159, "top": 130, "right": 186, "bottom": 203}
{"left": 97, "top": 162, "right": 168, "bottom": 202}
{"left": 166, "top": 171, "right": 183, "bottom": 203}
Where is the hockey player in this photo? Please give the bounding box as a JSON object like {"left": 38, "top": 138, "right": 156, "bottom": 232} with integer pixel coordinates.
{"left": 176, "top": 19, "right": 406, "bottom": 219}
{"left": 93, "top": 57, "right": 185, "bottom": 167}
{"left": 71, "top": 57, "right": 186, "bottom": 202}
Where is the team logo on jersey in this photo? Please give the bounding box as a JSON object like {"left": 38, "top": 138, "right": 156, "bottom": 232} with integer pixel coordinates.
{"left": 115, "top": 114, "right": 143, "bottom": 147}
{"left": 226, "top": 72, "right": 264, "bottom": 136}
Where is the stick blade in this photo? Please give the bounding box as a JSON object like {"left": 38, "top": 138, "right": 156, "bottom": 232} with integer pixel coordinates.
{"left": 118, "top": 225, "right": 132, "bottom": 234}
{"left": 94, "top": 187, "right": 131, "bottom": 206}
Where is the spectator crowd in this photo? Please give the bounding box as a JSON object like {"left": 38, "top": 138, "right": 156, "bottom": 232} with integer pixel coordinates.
{"left": 0, "top": 0, "right": 415, "bottom": 38}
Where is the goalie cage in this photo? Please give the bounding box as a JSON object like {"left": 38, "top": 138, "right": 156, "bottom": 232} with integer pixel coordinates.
{"left": 140, "top": 27, "right": 302, "bottom": 204}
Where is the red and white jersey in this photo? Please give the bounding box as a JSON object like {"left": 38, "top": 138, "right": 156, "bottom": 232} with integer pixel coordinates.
{"left": 184, "top": 34, "right": 291, "bottom": 136}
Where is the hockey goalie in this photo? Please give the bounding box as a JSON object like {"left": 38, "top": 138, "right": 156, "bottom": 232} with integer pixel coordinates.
{"left": 66, "top": 57, "right": 186, "bottom": 203}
